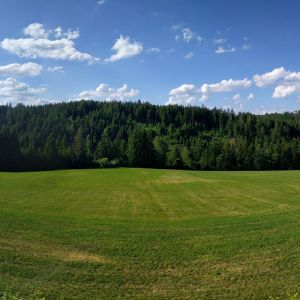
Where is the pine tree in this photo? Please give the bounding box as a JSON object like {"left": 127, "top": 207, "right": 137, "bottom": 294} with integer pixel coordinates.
{"left": 127, "top": 128, "right": 154, "bottom": 167}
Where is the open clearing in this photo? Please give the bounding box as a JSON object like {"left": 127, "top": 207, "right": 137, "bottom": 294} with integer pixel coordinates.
{"left": 0, "top": 168, "right": 299, "bottom": 299}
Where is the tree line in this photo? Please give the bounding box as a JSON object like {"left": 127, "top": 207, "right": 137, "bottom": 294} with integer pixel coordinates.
{"left": 0, "top": 100, "right": 299, "bottom": 171}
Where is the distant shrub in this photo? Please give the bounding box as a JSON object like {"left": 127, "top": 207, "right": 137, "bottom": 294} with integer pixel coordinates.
{"left": 95, "top": 157, "right": 120, "bottom": 168}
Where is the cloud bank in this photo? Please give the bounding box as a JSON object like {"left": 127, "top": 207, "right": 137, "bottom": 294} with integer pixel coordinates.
{"left": 78, "top": 83, "right": 139, "bottom": 101}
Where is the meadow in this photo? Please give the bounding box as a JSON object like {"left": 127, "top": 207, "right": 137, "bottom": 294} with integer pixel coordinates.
{"left": 0, "top": 168, "right": 299, "bottom": 299}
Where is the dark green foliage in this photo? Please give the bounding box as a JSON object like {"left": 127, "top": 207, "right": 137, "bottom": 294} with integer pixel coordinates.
{"left": 167, "top": 144, "right": 183, "bottom": 168}
{"left": 153, "top": 136, "right": 168, "bottom": 168}
{"left": 0, "top": 130, "right": 22, "bottom": 171}
{"left": 0, "top": 100, "right": 299, "bottom": 171}
{"left": 127, "top": 127, "right": 154, "bottom": 167}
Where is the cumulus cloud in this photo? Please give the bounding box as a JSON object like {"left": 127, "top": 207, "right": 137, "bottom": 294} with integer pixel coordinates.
{"left": 1, "top": 23, "right": 98, "bottom": 63}
{"left": 167, "top": 84, "right": 204, "bottom": 105}
{"left": 168, "top": 77, "right": 253, "bottom": 106}
{"left": 270, "top": 69, "right": 300, "bottom": 98}
{"left": 253, "top": 67, "right": 289, "bottom": 87}
{"left": 0, "top": 77, "right": 47, "bottom": 105}
{"left": 78, "top": 83, "right": 139, "bottom": 101}
{"left": 252, "top": 67, "right": 300, "bottom": 98}
{"left": 201, "top": 78, "right": 252, "bottom": 94}
{"left": 105, "top": 35, "right": 143, "bottom": 63}
{"left": 47, "top": 66, "right": 64, "bottom": 72}
{"left": 0, "top": 62, "right": 42, "bottom": 77}
{"left": 272, "top": 85, "right": 297, "bottom": 99}
{"left": 168, "top": 66, "right": 300, "bottom": 105}
{"left": 23, "top": 23, "right": 49, "bottom": 39}
{"left": 285, "top": 72, "right": 300, "bottom": 82}
{"left": 215, "top": 46, "right": 236, "bottom": 54}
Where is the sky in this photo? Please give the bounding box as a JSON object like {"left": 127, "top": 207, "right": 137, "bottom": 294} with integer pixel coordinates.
{"left": 0, "top": 0, "right": 300, "bottom": 114}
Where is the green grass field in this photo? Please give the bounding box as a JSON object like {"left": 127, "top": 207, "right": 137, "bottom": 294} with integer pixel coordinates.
{"left": 0, "top": 168, "right": 299, "bottom": 299}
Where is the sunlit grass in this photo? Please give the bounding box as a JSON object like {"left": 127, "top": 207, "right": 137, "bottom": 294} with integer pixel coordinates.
{"left": 0, "top": 169, "right": 299, "bottom": 299}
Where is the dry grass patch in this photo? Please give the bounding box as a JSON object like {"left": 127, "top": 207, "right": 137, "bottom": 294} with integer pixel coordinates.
{"left": 153, "top": 174, "right": 219, "bottom": 185}
{"left": 1, "top": 238, "right": 113, "bottom": 264}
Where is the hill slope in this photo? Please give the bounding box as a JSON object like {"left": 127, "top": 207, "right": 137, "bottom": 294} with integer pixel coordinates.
{"left": 0, "top": 168, "right": 299, "bottom": 299}
{"left": 0, "top": 101, "right": 300, "bottom": 171}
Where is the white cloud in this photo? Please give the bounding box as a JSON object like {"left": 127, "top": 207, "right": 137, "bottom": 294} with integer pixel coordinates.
{"left": 253, "top": 67, "right": 289, "bottom": 87}
{"left": 0, "top": 77, "right": 47, "bottom": 105}
{"left": 1, "top": 23, "right": 98, "bottom": 63}
{"left": 23, "top": 23, "right": 49, "bottom": 39}
{"left": 271, "top": 69, "right": 300, "bottom": 98}
{"left": 173, "top": 25, "right": 202, "bottom": 43}
{"left": 242, "top": 44, "right": 251, "bottom": 50}
{"left": 169, "top": 77, "right": 253, "bottom": 106}
{"left": 272, "top": 85, "right": 297, "bottom": 99}
{"left": 200, "top": 94, "right": 209, "bottom": 102}
{"left": 184, "top": 28, "right": 202, "bottom": 42}
{"left": 167, "top": 84, "right": 204, "bottom": 105}
{"left": 215, "top": 46, "right": 236, "bottom": 54}
{"left": 223, "top": 103, "right": 244, "bottom": 113}
{"left": 146, "top": 47, "right": 160, "bottom": 54}
{"left": 232, "top": 94, "right": 241, "bottom": 101}
{"left": 53, "top": 27, "right": 79, "bottom": 40}
{"left": 184, "top": 52, "right": 194, "bottom": 59}
{"left": 47, "top": 66, "right": 64, "bottom": 72}
{"left": 285, "top": 72, "right": 300, "bottom": 82}
{"left": 213, "top": 38, "right": 226, "bottom": 44}
{"left": 78, "top": 83, "right": 139, "bottom": 101}
{"left": 182, "top": 27, "right": 202, "bottom": 42}
{"left": 171, "top": 23, "right": 184, "bottom": 31}
{"left": 201, "top": 78, "right": 252, "bottom": 94}
{"left": 168, "top": 66, "right": 300, "bottom": 105}
{"left": 247, "top": 93, "right": 254, "bottom": 101}
{"left": 97, "top": 0, "right": 106, "bottom": 5}
{"left": 105, "top": 35, "right": 143, "bottom": 63}
{"left": 0, "top": 62, "right": 42, "bottom": 77}
{"left": 223, "top": 93, "right": 247, "bottom": 112}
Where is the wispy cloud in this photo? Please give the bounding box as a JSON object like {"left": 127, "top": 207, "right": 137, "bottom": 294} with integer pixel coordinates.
{"left": 215, "top": 46, "right": 236, "bottom": 54}
{"left": 146, "top": 47, "right": 160, "bottom": 54}
{"left": 97, "top": 0, "right": 106, "bottom": 5}
{"left": 172, "top": 24, "right": 202, "bottom": 43}
{"left": 47, "top": 66, "right": 64, "bottom": 73}
{"left": 213, "top": 38, "right": 226, "bottom": 44}
{"left": 184, "top": 52, "right": 194, "bottom": 59}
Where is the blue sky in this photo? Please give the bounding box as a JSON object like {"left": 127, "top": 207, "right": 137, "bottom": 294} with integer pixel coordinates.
{"left": 0, "top": 0, "right": 300, "bottom": 113}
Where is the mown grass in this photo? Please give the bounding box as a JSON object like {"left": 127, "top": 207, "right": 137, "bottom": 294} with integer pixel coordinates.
{"left": 0, "top": 168, "right": 299, "bottom": 299}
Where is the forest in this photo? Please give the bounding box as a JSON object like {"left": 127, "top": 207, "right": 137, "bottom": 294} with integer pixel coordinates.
{"left": 0, "top": 100, "right": 299, "bottom": 171}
